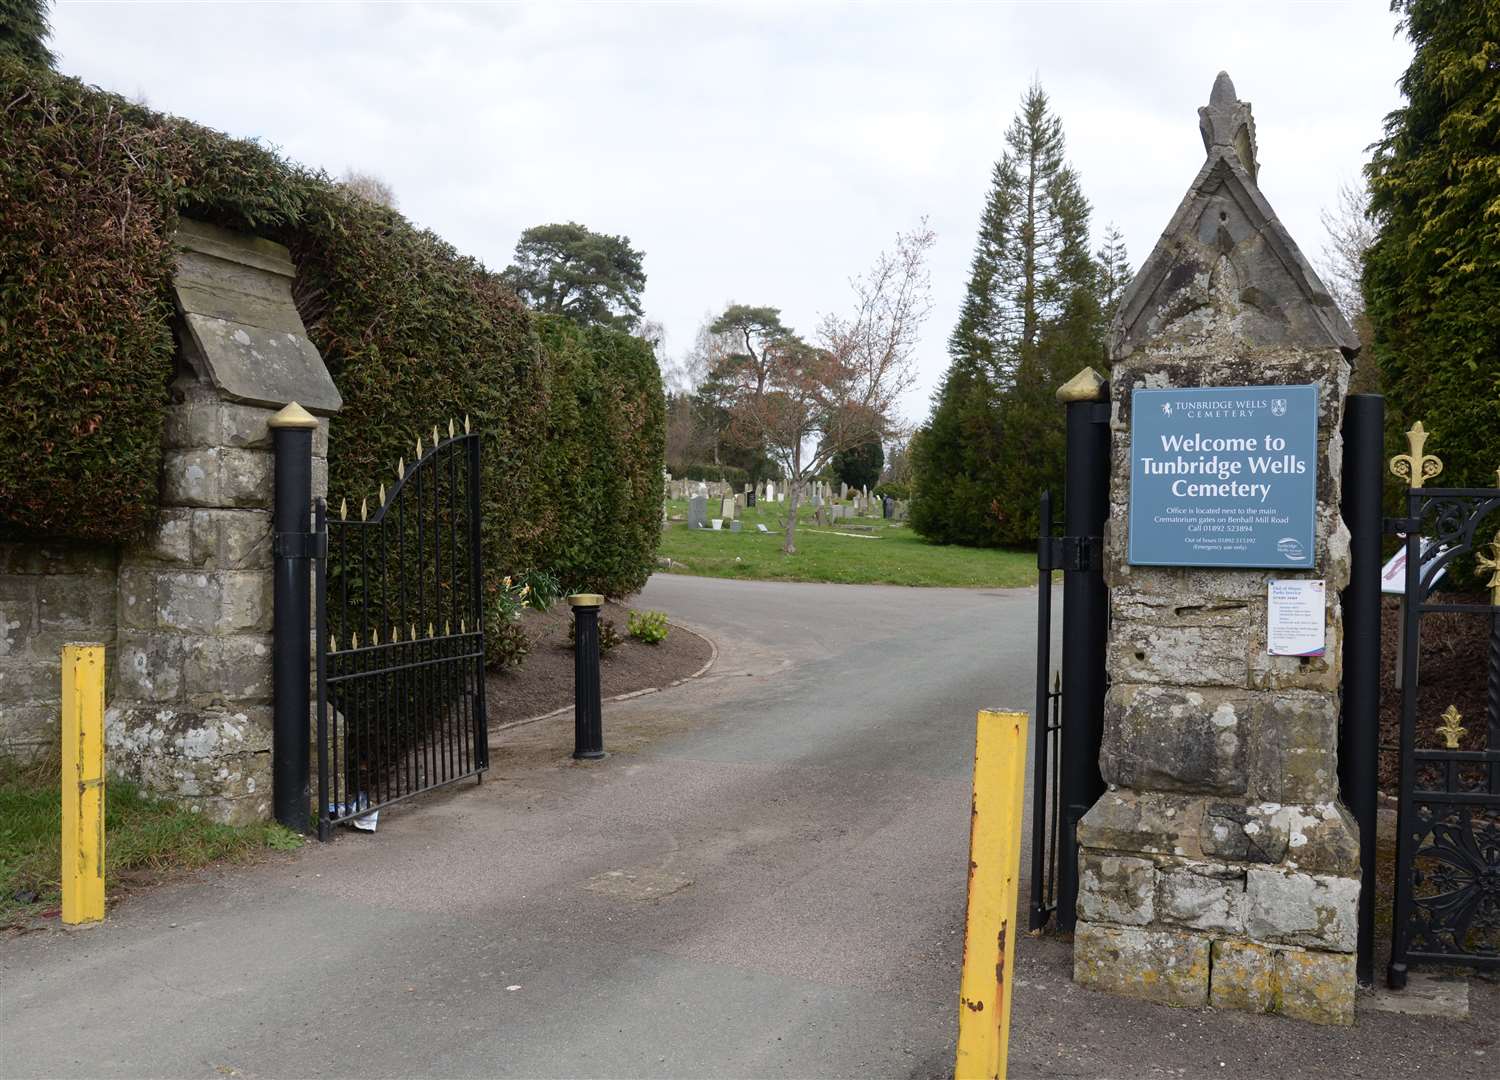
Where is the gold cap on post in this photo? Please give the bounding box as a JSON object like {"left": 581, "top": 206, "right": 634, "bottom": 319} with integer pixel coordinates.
{"left": 1056, "top": 367, "right": 1108, "bottom": 403}
{"left": 567, "top": 593, "right": 605, "bottom": 608}
{"left": 268, "top": 401, "right": 319, "bottom": 429}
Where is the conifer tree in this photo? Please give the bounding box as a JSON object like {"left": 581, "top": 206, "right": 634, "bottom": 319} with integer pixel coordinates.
{"left": 1095, "top": 224, "right": 1131, "bottom": 329}
{"left": 1, "top": 0, "right": 55, "bottom": 68}
{"left": 1363, "top": 0, "right": 1500, "bottom": 488}
{"left": 913, "top": 81, "right": 1102, "bottom": 546}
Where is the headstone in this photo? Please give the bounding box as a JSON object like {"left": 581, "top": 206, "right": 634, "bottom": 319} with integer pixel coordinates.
{"left": 811, "top": 492, "right": 822, "bottom": 508}
{"left": 757, "top": 524, "right": 769, "bottom": 533}
{"left": 729, "top": 519, "right": 742, "bottom": 533}
{"left": 883, "top": 495, "right": 893, "bottom": 519}
{"left": 688, "top": 495, "right": 708, "bottom": 529}
{"left": 746, "top": 489, "right": 756, "bottom": 508}
{"left": 840, "top": 481, "right": 848, "bottom": 499}
{"left": 777, "top": 492, "right": 784, "bottom": 503}
{"left": 721, "top": 495, "right": 736, "bottom": 521}
{"left": 765, "top": 480, "right": 775, "bottom": 502}
{"left": 1072, "top": 73, "right": 1360, "bottom": 1026}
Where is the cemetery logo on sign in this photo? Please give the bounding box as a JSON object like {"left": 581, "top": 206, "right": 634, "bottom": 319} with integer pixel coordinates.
{"left": 1271, "top": 398, "right": 1288, "bottom": 417}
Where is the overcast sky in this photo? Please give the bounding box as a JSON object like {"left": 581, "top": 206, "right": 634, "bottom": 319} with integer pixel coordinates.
{"left": 51, "top": 1, "right": 1411, "bottom": 424}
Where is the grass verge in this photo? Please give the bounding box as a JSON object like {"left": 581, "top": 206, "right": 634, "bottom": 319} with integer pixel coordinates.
{"left": 0, "top": 756, "right": 303, "bottom": 928}
{"left": 659, "top": 499, "right": 1035, "bottom": 588}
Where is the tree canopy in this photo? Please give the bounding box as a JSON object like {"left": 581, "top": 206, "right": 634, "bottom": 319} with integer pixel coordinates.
{"left": 501, "top": 222, "right": 647, "bottom": 330}
{"left": 1363, "top": 0, "right": 1500, "bottom": 488}
{"left": 832, "top": 440, "right": 884, "bottom": 492}
{"left": 1, "top": 0, "right": 54, "bottom": 68}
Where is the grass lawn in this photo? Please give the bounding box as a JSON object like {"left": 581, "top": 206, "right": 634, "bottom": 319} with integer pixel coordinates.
{"left": 0, "top": 756, "right": 303, "bottom": 927}
{"left": 659, "top": 498, "right": 1035, "bottom": 588}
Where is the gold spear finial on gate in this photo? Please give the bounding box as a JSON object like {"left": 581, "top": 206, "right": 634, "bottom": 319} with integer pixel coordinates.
{"left": 1477, "top": 529, "right": 1500, "bottom": 606}
{"left": 416, "top": 435, "right": 424, "bottom": 458}
{"left": 351, "top": 631, "right": 359, "bottom": 650}
{"left": 428, "top": 621, "right": 436, "bottom": 639}
{"left": 330, "top": 634, "right": 338, "bottom": 653}
{"left": 379, "top": 482, "right": 387, "bottom": 507}
{"left": 1390, "top": 422, "right": 1444, "bottom": 488}
{"left": 448, "top": 418, "right": 455, "bottom": 438}
{"left": 371, "top": 627, "right": 379, "bottom": 645}
{"left": 397, "top": 457, "right": 405, "bottom": 480}
{"left": 464, "top": 414, "right": 471, "bottom": 435}
{"left": 360, "top": 497, "right": 368, "bottom": 522}
{"left": 339, "top": 498, "right": 348, "bottom": 521}
{"left": 433, "top": 424, "right": 440, "bottom": 447}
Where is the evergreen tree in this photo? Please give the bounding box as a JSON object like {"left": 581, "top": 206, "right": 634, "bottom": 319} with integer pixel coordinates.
{"left": 1095, "top": 223, "right": 1131, "bottom": 329}
{"left": 1, "top": 0, "right": 55, "bottom": 68}
{"left": 501, "top": 222, "right": 646, "bottom": 330}
{"left": 914, "top": 81, "right": 1102, "bottom": 547}
{"left": 1364, "top": 0, "right": 1500, "bottom": 489}
{"left": 831, "top": 440, "right": 883, "bottom": 492}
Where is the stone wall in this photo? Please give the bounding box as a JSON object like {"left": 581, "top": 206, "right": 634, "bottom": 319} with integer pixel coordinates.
{"left": 0, "top": 543, "right": 118, "bottom": 759}
{"left": 0, "top": 219, "right": 338, "bottom": 824}
{"left": 1072, "top": 74, "right": 1362, "bottom": 1025}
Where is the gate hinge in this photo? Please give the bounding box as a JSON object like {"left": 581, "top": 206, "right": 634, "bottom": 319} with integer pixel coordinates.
{"left": 1384, "top": 516, "right": 1419, "bottom": 535}
{"left": 1038, "top": 535, "right": 1103, "bottom": 573}
{"left": 274, "top": 530, "right": 327, "bottom": 559}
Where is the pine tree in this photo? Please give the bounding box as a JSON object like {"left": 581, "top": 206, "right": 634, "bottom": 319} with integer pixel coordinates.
{"left": 1095, "top": 224, "right": 1131, "bottom": 329}
{"left": 1364, "top": 0, "right": 1500, "bottom": 489}
{"left": 914, "top": 81, "right": 1103, "bottom": 547}
{"left": 1, "top": 0, "right": 55, "bottom": 68}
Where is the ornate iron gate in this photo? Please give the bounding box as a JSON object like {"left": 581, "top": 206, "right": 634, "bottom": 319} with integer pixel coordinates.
{"left": 314, "top": 422, "right": 488, "bottom": 839}
{"left": 1386, "top": 423, "right": 1500, "bottom": 985}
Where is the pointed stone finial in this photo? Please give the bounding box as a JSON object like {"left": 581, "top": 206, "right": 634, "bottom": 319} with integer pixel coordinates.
{"left": 1199, "top": 70, "right": 1258, "bottom": 180}
{"left": 1056, "top": 366, "right": 1109, "bottom": 403}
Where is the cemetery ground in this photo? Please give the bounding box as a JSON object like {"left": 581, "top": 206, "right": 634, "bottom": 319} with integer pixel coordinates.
{"left": 660, "top": 497, "right": 1034, "bottom": 587}
{"left": 4, "top": 575, "right": 1496, "bottom": 1079}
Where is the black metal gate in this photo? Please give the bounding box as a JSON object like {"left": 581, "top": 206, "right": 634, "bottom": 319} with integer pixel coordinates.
{"left": 314, "top": 422, "right": 488, "bottom": 839}
{"left": 1386, "top": 422, "right": 1500, "bottom": 985}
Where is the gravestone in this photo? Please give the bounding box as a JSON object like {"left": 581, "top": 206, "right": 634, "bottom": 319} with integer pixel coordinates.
{"left": 883, "top": 496, "right": 892, "bottom": 519}
{"left": 721, "top": 495, "right": 736, "bottom": 522}
{"left": 730, "top": 520, "right": 742, "bottom": 533}
{"left": 1072, "top": 74, "right": 1361, "bottom": 1026}
{"left": 688, "top": 495, "right": 708, "bottom": 530}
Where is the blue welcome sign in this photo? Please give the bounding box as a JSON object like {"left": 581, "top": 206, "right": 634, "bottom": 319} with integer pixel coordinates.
{"left": 1128, "top": 385, "right": 1318, "bottom": 568}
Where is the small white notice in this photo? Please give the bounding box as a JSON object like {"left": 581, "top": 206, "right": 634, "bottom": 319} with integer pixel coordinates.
{"left": 1267, "top": 579, "right": 1326, "bottom": 657}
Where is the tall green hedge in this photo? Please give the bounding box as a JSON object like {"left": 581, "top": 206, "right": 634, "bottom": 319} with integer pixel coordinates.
{"left": 0, "top": 60, "right": 663, "bottom": 598}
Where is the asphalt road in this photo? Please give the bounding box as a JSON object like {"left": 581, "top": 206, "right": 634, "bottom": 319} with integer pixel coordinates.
{"left": 3, "top": 575, "right": 1495, "bottom": 1079}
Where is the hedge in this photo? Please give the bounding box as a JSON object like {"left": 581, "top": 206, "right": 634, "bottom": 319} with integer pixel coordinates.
{"left": 674, "top": 463, "right": 749, "bottom": 485}
{"left": 0, "top": 60, "right": 663, "bottom": 598}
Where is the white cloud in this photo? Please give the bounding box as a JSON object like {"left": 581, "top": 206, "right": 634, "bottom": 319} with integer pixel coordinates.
{"left": 51, "top": 0, "right": 1410, "bottom": 422}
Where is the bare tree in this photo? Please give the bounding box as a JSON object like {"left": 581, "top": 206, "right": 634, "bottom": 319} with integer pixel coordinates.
{"left": 340, "top": 169, "right": 398, "bottom": 210}
{"left": 1317, "top": 179, "right": 1379, "bottom": 390}
{"left": 719, "top": 222, "right": 935, "bottom": 554}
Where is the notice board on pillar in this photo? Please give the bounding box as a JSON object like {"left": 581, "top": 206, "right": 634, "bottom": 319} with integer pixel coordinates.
{"left": 1128, "top": 385, "right": 1317, "bottom": 569}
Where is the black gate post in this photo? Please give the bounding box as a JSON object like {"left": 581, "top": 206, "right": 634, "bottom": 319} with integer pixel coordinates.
{"left": 1055, "top": 370, "right": 1110, "bottom": 933}
{"left": 571, "top": 593, "right": 606, "bottom": 760}
{"left": 1339, "top": 392, "right": 1384, "bottom": 986}
{"left": 269, "top": 401, "right": 319, "bottom": 832}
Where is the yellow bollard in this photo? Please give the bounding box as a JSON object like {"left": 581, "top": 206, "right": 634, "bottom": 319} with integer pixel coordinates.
{"left": 955, "top": 709, "right": 1028, "bottom": 1080}
{"left": 61, "top": 644, "right": 106, "bottom": 925}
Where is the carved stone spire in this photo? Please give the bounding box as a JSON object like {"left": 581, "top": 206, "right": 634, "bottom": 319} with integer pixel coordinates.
{"left": 1198, "top": 71, "right": 1258, "bottom": 180}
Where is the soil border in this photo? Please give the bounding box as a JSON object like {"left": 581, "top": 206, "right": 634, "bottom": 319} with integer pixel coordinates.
{"left": 487, "top": 619, "right": 718, "bottom": 740}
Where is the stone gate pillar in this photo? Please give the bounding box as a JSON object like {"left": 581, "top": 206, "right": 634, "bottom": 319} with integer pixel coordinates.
{"left": 1072, "top": 74, "right": 1363, "bottom": 1025}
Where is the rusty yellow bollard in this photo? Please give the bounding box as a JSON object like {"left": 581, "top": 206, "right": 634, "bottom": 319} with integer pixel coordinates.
{"left": 61, "top": 644, "right": 106, "bottom": 925}
{"left": 955, "top": 709, "right": 1028, "bottom": 1080}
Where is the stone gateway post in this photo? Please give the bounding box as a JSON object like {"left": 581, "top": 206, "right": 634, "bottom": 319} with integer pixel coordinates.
{"left": 1072, "top": 74, "right": 1363, "bottom": 1025}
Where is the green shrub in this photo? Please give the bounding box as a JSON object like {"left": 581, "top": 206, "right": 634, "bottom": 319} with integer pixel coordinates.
{"left": 567, "top": 615, "right": 622, "bottom": 656}
{"left": 677, "top": 463, "right": 749, "bottom": 484}
{"left": 627, "top": 609, "right": 669, "bottom": 644}
{"left": 0, "top": 62, "right": 664, "bottom": 603}
{"left": 484, "top": 616, "right": 531, "bottom": 672}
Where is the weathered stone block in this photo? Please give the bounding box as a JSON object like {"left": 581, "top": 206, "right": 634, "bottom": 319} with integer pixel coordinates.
{"left": 1200, "top": 801, "right": 1290, "bottom": 864}
{"left": 0, "top": 704, "right": 59, "bottom": 756}
{"left": 1106, "top": 623, "right": 1246, "bottom": 687}
{"left": 219, "top": 571, "right": 272, "bottom": 634}
{"left": 1102, "top": 684, "right": 1247, "bottom": 795}
{"left": 133, "top": 508, "right": 198, "bottom": 565}
{"left": 1078, "top": 853, "right": 1157, "bottom": 926}
{"left": 193, "top": 509, "right": 271, "bottom": 570}
{"left": 219, "top": 448, "right": 273, "bottom": 507}
{"left": 1277, "top": 946, "right": 1355, "bottom": 1025}
{"left": 1156, "top": 859, "right": 1246, "bottom": 933}
{"left": 36, "top": 573, "right": 115, "bottom": 630}
{"left": 0, "top": 579, "right": 36, "bottom": 658}
{"left": 156, "top": 572, "right": 221, "bottom": 633}
{"left": 0, "top": 655, "right": 60, "bottom": 701}
{"left": 1246, "top": 691, "right": 1340, "bottom": 802}
{"left": 1077, "top": 789, "right": 1204, "bottom": 859}
{"left": 1245, "top": 868, "right": 1358, "bottom": 952}
{"left": 1209, "top": 938, "right": 1277, "bottom": 1014}
{"left": 182, "top": 635, "right": 272, "bottom": 703}
{"left": 161, "top": 448, "right": 271, "bottom": 508}
{"left": 1073, "top": 922, "right": 1210, "bottom": 1007}
{"left": 114, "top": 633, "right": 185, "bottom": 702}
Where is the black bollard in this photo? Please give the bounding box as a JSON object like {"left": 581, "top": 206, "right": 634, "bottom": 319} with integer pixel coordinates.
{"left": 570, "top": 594, "right": 606, "bottom": 759}
{"left": 269, "top": 401, "right": 319, "bottom": 832}
{"left": 1340, "top": 392, "right": 1384, "bottom": 986}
